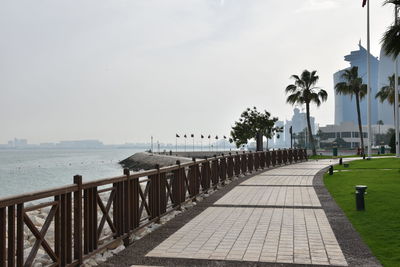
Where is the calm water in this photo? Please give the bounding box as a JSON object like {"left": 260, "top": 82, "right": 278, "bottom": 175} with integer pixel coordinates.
{"left": 0, "top": 148, "right": 142, "bottom": 198}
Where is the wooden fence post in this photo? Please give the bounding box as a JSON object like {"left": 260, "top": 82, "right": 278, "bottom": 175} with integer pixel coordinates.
{"left": 241, "top": 152, "right": 247, "bottom": 175}
{"left": 227, "top": 153, "right": 234, "bottom": 178}
{"left": 0, "top": 207, "right": 5, "bottom": 266}
{"left": 211, "top": 156, "right": 219, "bottom": 188}
{"left": 234, "top": 152, "right": 241, "bottom": 176}
{"left": 260, "top": 152, "right": 265, "bottom": 169}
{"left": 200, "top": 158, "right": 210, "bottom": 193}
{"left": 271, "top": 150, "right": 276, "bottom": 166}
{"left": 220, "top": 154, "right": 226, "bottom": 185}
{"left": 149, "top": 165, "right": 161, "bottom": 221}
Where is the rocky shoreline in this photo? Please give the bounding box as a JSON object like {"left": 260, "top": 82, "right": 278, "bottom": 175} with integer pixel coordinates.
{"left": 119, "top": 152, "right": 192, "bottom": 171}
{"left": 119, "top": 151, "right": 240, "bottom": 171}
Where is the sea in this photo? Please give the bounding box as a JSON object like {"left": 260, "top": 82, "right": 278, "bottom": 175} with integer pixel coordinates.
{"left": 0, "top": 148, "right": 143, "bottom": 199}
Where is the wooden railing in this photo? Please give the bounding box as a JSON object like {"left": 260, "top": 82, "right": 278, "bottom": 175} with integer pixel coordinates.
{"left": 0, "top": 148, "right": 307, "bottom": 266}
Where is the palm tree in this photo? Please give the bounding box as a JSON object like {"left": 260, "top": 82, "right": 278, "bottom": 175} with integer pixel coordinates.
{"left": 382, "top": 1, "right": 400, "bottom": 58}
{"left": 376, "top": 74, "right": 400, "bottom": 121}
{"left": 335, "top": 66, "right": 367, "bottom": 154}
{"left": 285, "top": 70, "right": 328, "bottom": 156}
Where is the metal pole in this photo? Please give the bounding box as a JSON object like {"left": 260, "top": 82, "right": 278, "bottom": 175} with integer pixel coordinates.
{"left": 151, "top": 136, "right": 153, "bottom": 153}
{"left": 395, "top": 5, "right": 400, "bottom": 157}
{"left": 367, "top": 0, "right": 372, "bottom": 158}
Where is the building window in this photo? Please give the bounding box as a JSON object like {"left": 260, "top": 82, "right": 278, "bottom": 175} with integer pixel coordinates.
{"left": 353, "top": 132, "right": 359, "bottom": 138}
{"left": 363, "top": 132, "right": 368, "bottom": 138}
{"left": 322, "top": 132, "right": 336, "bottom": 139}
{"left": 341, "top": 132, "right": 351, "bottom": 138}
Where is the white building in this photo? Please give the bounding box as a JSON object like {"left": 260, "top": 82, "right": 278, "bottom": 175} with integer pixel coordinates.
{"left": 283, "top": 108, "right": 317, "bottom": 148}
{"left": 319, "top": 121, "right": 393, "bottom": 148}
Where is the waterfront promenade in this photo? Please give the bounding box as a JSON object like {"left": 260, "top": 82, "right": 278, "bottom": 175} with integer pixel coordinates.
{"left": 101, "top": 159, "right": 380, "bottom": 266}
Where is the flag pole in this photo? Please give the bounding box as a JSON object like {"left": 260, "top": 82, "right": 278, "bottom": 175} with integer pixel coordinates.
{"left": 394, "top": 4, "right": 400, "bottom": 157}
{"left": 366, "top": 0, "right": 372, "bottom": 158}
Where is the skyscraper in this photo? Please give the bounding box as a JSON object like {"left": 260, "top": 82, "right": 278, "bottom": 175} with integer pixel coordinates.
{"left": 334, "top": 43, "right": 379, "bottom": 125}
{"left": 377, "top": 48, "right": 400, "bottom": 126}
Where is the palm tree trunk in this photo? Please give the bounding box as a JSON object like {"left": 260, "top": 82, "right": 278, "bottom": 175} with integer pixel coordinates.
{"left": 306, "top": 102, "right": 316, "bottom": 156}
{"left": 355, "top": 93, "right": 365, "bottom": 154}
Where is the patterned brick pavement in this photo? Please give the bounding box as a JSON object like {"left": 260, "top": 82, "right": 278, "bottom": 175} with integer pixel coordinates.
{"left": 146, "top": 160, "right": 348, "bottom": 266}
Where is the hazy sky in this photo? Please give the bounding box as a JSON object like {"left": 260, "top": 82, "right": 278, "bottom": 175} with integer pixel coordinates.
{"left": 0, "top": 0, "right": 394, "bottom": 144}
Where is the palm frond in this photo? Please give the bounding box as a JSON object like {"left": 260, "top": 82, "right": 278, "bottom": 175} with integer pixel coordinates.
{"left": 335, "top": 82, "right": 352, "bottom": 95}
{"left": 286, "top": 91, "right": 302, "bottom": 105}
{"left": 285, "top": 84, "right": 297, "bottom": 93}
{"left": 359, "top": 84, "right": 367, "bottom": 99}
{"left": 382, "top": 24, "right": 400, "bottom": 58}
{"left": 383, "top": 0, "right": 400, "bottom": 6}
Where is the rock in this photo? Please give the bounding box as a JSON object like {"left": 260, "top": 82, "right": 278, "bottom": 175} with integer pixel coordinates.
{"left": 94, "top": 253, "right": 107, "bottom": 263}
{"left": 107, "top": 239, "right": 123, "bottom": 250}
{"left": 24, "top": 239, "right": 31, "bottom": 249}
{"left": 103, "top": 251, "right": 113, "bottom": 259}
{"left": 110, "top": 245, "right": 125, "bottom": 255}
{"left": 120, "top": 152, "right": 191, "bottom": 171}
{"left": 40, "top": 206, "right": 51, "bottom": 215}
{"left": 31, "top": 216, "right": 45, "bottom": 227}
{"left": 83, "top": 258, "right": 98, "bottom": 266}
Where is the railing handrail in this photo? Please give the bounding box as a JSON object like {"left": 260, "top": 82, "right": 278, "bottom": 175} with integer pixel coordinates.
{"left": 0, "top": 148, "right": 307, "bottom": 267}
{"left": 0, "top": 150, "right": 277, "bottom": 206}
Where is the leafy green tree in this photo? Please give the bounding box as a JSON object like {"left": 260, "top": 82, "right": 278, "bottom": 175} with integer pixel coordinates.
{"left": 382, "top": 0, "right": 400, "bottom": 58}
{"left": 376, "top": 74, "right": 400, "bottom": 125}
{"left": 335, "top": 66, "right": 367, "bottom": 154}
{"left": 230, "top": 107, "right": 280, "bottom": 151}
{"left": 285, "top": 70, "right": 327, "bottom": 156}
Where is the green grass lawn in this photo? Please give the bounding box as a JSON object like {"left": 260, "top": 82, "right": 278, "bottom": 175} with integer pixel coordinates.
{"left": 309, "top": 154, "right": 395, "bottom": 160}
{"left": 324, "top": 158, "right": 400, "bottom": 266}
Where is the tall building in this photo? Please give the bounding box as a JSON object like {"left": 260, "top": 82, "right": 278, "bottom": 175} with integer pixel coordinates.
{"left": 283, "top": 108, "right": 316, "bottom": 148}
{"left": 334, "top": 43, "right": 379, "bottom": 125}
{"left": 377, "top": 48, "right": 400, "bottom": 126}
{"left": 273, "top": 120, "right": 285, "bottom": 147}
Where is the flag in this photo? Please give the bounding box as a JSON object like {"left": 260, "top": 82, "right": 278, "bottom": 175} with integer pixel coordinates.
{"left": 191, "top": 134, "right": 194, "bottom": 138}
{"left": 362, "top": 0, "right": 367, "bottom": 7}
{"left": 201, "top": 134, "right": 204, "bottom": 138}
{"left": 184, "top": 134, "right": 187, "bottom": 138}
{"left": 289, "top": 126, "right": 292, "bottom": 134}
{"left": 176, "top": 134, "right": 180, "bottom": 138}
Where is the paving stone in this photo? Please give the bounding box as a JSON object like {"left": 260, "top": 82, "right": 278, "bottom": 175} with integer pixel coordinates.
{"left": 145, "top": 161, "right": 347, "bottom": 266}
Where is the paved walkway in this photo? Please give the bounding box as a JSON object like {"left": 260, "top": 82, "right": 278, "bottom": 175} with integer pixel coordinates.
{"left": 146, "top": 160, "right": 347, "bottom": 266}
{"left": 103, "top": 158, "right": 382, "bottom": 267}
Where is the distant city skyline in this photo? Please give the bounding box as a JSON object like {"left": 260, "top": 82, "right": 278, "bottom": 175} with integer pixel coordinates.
{"left": 0, "top": 1, "right": 394, "bottom": 144}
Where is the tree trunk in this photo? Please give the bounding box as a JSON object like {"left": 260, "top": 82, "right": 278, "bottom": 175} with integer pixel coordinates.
{"left": 306, "top": 102, "right": 316, "bottom": 156}
{"left": 256, "top": 132, "right": 263, "bottom": 151}
{"left": 355, "top": 93, "right": 365, "bottom": 154}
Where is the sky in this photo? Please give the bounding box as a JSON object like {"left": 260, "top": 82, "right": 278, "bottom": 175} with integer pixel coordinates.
{"left": 0, "top": 0, "right": 395, "bottom": 144}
